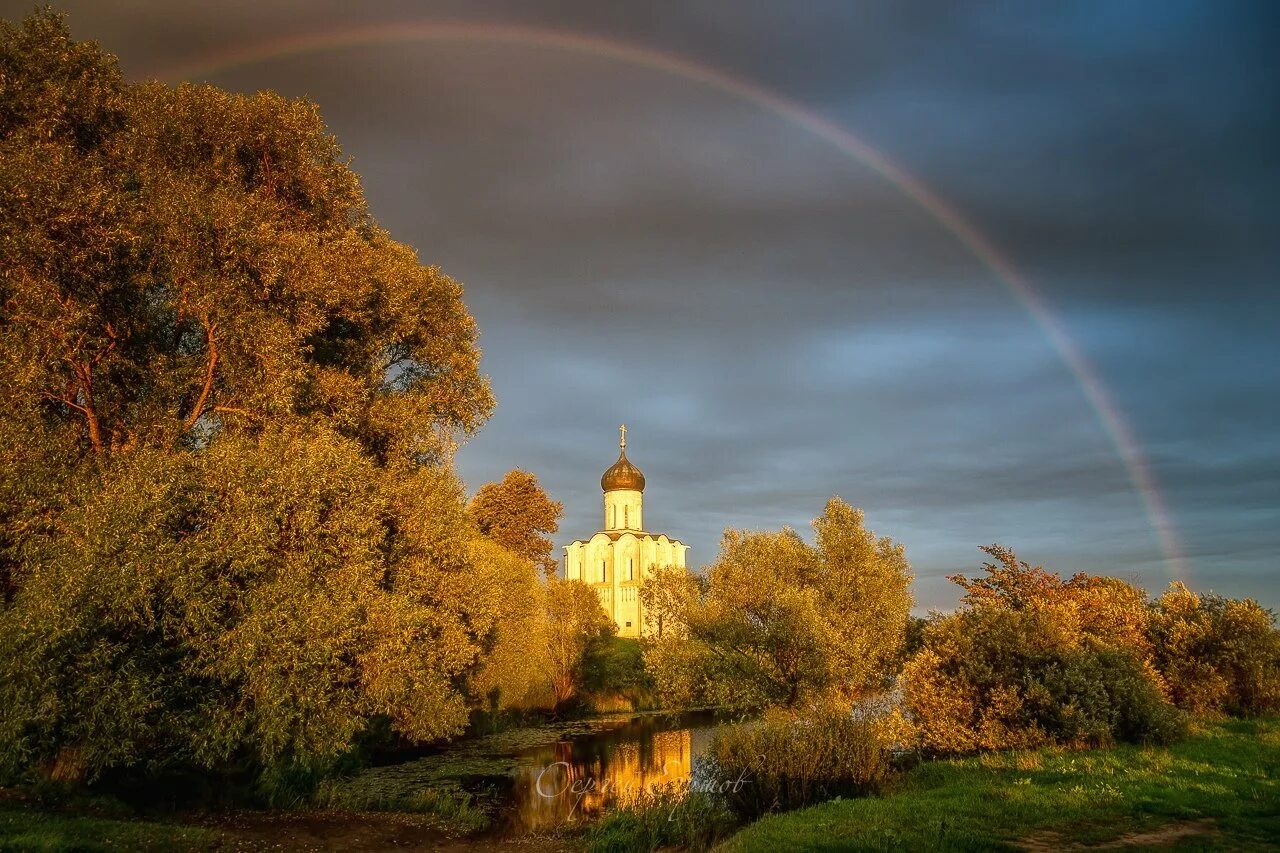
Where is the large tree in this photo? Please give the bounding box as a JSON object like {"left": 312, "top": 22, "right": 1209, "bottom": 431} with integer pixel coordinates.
{"left": 0, "top": 11, "right": 499, "bottom": 784}
{"left": 642, "top": 498, "right": 913, "bottom": 709}
{"left": 0, "top": 11, "right": 492, "bottom": 463}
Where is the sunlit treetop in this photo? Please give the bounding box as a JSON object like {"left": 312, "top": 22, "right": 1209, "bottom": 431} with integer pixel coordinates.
{"left": 0, "top": 10, "right": 493, "bottom": 465}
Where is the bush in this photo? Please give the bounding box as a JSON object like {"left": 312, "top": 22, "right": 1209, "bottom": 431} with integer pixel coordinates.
{"left": 1150, "top": 583, "right": 1280, "bottom": 716}
{"left": 1035, "top": 647, "right": 1185, "bottom": 746}
{"left": 709, "top": 702, "right": 896, "bottom": 819}
{"left": 584, "top": 785, "right": 736, "bottom": 853}
{"left": 903, "top": 607, "right": 1183, "bottom": 754}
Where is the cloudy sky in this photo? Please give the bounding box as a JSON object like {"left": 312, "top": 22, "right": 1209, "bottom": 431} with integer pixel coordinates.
{"left": 17, "top": 1, "right": 1277, "bottom": 610}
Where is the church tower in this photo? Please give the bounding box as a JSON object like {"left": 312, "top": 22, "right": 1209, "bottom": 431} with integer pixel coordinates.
{"left": 563, "top": 427, "right": 689, "bottom": 637}
{"left": 602, "top": 424, "right": 644, "bottom": 532}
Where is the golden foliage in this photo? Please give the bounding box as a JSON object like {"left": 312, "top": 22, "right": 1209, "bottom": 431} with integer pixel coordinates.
{"left": 0, "top": 12, "right": 492, "bottom": 462}
{"left": 542, "top": 578, "right": 615, "bottom": 706}
{"left": 465, "top": 538, "right": 550, "bottom": 711}
{"left": 1149, "top": 582, "right": 1280, "bottom": 716}
{"left": 467, "top": 470, "right": 563, "bottom": 579}
{"left": 642, "top": 498, "right": 912, "bottom": 710}
{"left": 904, "top": 546, "right": 1186, "bottom": 754}
{"left": 0, "top": 12, "right": 505, "bottom": 783}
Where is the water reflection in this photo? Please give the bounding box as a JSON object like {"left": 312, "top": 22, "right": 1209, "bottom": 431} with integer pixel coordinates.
{"left": 508, "top": 710, "right": 719, "bottom": 832}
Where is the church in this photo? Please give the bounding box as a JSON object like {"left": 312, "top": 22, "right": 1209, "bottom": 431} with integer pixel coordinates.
{"left": 563, "top": 426, "right": 688, "bottom": 638}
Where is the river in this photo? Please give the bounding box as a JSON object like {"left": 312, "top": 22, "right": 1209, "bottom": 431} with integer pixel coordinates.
{"left": 338, "top": 709, "right": 732, "bottom": 836}
{"left": 504, "top": 708, "right": 722, "bottom": 832}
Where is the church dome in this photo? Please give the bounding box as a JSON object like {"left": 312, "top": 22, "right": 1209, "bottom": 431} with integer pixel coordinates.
{"left": 601, "top": 449, "right": 645, "bottom": 492}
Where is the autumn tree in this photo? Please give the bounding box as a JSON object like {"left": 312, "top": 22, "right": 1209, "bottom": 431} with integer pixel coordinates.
{"left": 642, "top": 498, "right": 913, "bottom": 710}
{"left": 465, "top": 538, "right": 551, "bottom": 712}
{"left": 0, "top": 12, "right": 492, "bottom": 465}
{"left": 0, "top": 11, "right": 499, "bottom": 785}
{"left": 951, "top": 545, "right": 1154, "bottom": 658}
{"left": 542, "top": 579, "right": 614, "bottom": 707}
{"left": 468, "top": 470, "right": 563, "bottom": 579}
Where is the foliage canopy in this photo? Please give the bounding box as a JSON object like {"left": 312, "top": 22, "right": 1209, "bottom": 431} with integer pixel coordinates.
{"left": 468, "top": 469, "right": 562, "bottom": 579}
{"left": 0, "top": 10, "right": 508, "bottom": 784}
{"left": 642, "top": 498, "right": 913, "bottom": 709}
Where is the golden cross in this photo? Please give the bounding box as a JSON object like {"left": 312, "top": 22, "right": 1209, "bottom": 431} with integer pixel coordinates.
{"left": 619, "top": 423, "right": 627, "bottom": 449}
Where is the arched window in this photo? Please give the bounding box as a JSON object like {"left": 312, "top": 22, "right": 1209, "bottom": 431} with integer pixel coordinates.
{"left": 601, "top": 559, "right": 607, "bottom": 583}
{"left": 628, "top": 558, "right": 634, "bottom": 581}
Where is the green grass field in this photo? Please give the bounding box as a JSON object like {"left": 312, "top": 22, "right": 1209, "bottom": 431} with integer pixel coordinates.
{"left": 719, "top": 717, "right": 1280, "bottom": 851}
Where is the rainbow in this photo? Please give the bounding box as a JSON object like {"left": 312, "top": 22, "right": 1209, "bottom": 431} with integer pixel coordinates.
{"left": 145, "top": 22, "right": 1187, "bottom": 580}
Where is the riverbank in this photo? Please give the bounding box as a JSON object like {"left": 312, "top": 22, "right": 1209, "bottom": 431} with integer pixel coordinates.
{"left": 717, "top": 716, "right": 1280, "bottom": 851}
{"left": 0, "top": 799, "right": 575, "bottom": 851}
{"left": 0, "top": 708, "right": 717, "bottom": 851}
{"left": 6, "top": 716, "right": 1275, "bottom": 851}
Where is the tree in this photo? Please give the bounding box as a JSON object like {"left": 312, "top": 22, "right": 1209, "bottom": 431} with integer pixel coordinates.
{"left": 0, "top": 11, "right": 499, "bottom": 785}
{"left": 642, "top": 498, "right": 913, "bottom": 710}
{"left": 468, "top": 470, "right": 563, "bottom": 579}
{"left": 1, "top": 12, "right": 492, "bottom": 465}
{"left": 542, "top": 579, "right": 614, "bottom": 707}
{"left": 813, "top": 498, "right": 914, "bottom": 688}
{"left": 465, "top": 538, "right": 550, "bottom": 712}
{"left": 951, "top": 545, "right": 1154, "bottom": 658}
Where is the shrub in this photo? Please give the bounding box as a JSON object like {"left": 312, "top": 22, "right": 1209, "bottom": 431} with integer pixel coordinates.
{"left": 1150, "top": 583, "right": 1280, "bottom": 716}
{"left": 902, "top": 607, "right": 1183, "bottom": 754}
{"left": 580, "top": 637, "right": 658, "bottom": 711}
{"left": 709, "top": 702, "right": 896, "bottom": 819}
{"left": 1035, "top": 647, "right": 1185, "bottom": 746}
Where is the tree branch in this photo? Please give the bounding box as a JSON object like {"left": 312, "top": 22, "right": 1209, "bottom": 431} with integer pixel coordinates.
{"left": 212, "top": 405, "right": 258, "bottom": 420}
{"left": 183, "top": 319, "right": 219, "bottom": 430}
{"left": 69, "top": 360, "right": 104, "bottom": 454}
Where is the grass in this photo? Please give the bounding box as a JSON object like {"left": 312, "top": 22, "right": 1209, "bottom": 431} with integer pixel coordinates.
{"left": 0, "top": 800, "right": 223, "bottom": 852}
{"left": 718, "top": 717, "right": 1280, "bottom": 851}
{"left": 584, "top": 785, "right": 737, "bottom": 853}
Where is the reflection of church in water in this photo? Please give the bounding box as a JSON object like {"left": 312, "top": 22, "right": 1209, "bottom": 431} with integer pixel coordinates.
{"left": 563, "top": 426, "right": 689, "bottom": 637}
{"left": 512, "top": 722, "right": 715, "bottom": 831}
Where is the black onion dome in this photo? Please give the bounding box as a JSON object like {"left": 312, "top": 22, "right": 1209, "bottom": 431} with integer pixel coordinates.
{"left": 601, "top": 449, "right": 646, "bottom": 492}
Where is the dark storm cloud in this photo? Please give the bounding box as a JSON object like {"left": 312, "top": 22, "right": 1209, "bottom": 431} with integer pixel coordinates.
{"left": 9, "top": 0, "right": 1277, "bottom": 608}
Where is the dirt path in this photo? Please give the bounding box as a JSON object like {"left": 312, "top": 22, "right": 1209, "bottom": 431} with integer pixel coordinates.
{"left": 1018, "top": 819, "right": 1219, "bottom": 851}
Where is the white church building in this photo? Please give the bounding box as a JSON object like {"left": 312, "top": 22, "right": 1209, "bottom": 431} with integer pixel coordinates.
{"left": 563, "top": 426, "right": 688, "bottom": 637}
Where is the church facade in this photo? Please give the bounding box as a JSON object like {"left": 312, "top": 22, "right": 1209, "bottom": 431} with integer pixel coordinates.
{"left": 563, "top": 427, "right": 688, "bottom": 638}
